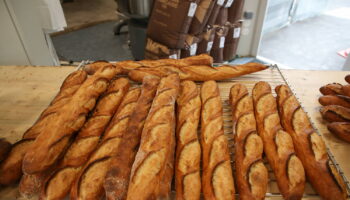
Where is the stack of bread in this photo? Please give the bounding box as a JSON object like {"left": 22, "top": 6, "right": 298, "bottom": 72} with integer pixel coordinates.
{"left": 145, "top": 0, "right": 244, "bottom": 62}
{"left": 0, "top": 55, "right": 347, "bottom": 200}
{"left": 319, "top": 74, "right": 350, "bottom": 143}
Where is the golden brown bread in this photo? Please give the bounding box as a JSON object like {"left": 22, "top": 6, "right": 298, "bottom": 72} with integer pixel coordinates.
{"left": 70, "top": 87, "right": 141, "bottom": 200}
{"left": 346, "top": 74, "right": 350, "bottom": 84}
{"left": 126, "top": 74, "right": 180, "bottom": 200}
{"left": 320, "top": 83, "right": 344, "bottom": 95}
{"left": 327, "top": 122, "right": 350, "bottom": 143}
{"left": 252, "top": 82, "right": 305, "bottom": 200}
{"left": 40, "top": 78, "right": 130, "bottom": 200}
{"left": 0, "top": 70, "right": 87, "bottom": 185}
{"left": 229, "top": 84, "right": 268, "bottom": 200}
{"left": 320, "top": 83, "right": 350, "bottom": 97}
{"left": 276, "top": 85, "right": 347, "bottom": 200}
{"left": 19, "top": 171, "right": 51, "bottom": 199}
{"left": 0, "top": 138, "right": 11, "bottom": 163}
{"left": 128, "top": 62, "right": 268, "bottom": 82}
{"left": 104, "top": 76, "right": 160, "bottom": 200}
{"left": 23, "top": 65, "right": 120, "bottom": 175}
{"left": 320, "top": 105, "right": 350, "bottom": 122}
{"left": 116, "top": 54, "right": 213, "bottom": 74}
{"left": 175, "top": 81, "right": 201, "bottom": 200}
{"left": 319, "top": 95, "right": 350, "bottom": 108}
{"left": 200, "top": 80, "right": 235, "bottom": 200}
{"left": 84, "top": 61, "right": 110, "bottom": 75}
{"left": 343, "top": 84, "right": 350, "bottom": 97}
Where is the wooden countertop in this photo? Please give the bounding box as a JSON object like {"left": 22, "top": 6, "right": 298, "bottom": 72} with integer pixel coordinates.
{"left": 0, "top": 65, "right": 349, "bottom": 199}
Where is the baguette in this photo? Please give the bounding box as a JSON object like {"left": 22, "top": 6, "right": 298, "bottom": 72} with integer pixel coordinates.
{"left": 200, "top": 80, "right": 235, "bottom": 200}
{"left": 104, "top": 76, "right": 160, "bottom": 200}
{"left": 128, "top": 63, "right": 268, "bottom": 82}
{"left": 0, "top": 70, "right": 87, "bottom": 185}
{"left": 0, "top": 139, "right": 11, "bottom": 163}
{"left": 70, "top": 87, "right": 141, "bottom": 200}
{"left": 327, "top": 122, "right": 350, "bottom": 143}
{"left": 320, "top": 105, "right": 350, "bottom": 122}
{"left": 175, "top": 81, "right": 201, "bottom": 200}
{"left": 320, "top": 83, "right": 344, "bottom": 95}
{"left": 126, "top": 74, "right": 180, "bottom": 200}
{"left": 319, "top": 95, "right": 350, "bottom": 108}
{"left": 320, "top": 83, "right": 350, "bottom": 97}
{"left": 84, "top": 61, "right": 110, "bottom": 75}
{"left": 276, "top": 85, "right": 347, "bottom": 200}
{"left": 23, "top": 65, "right": 120, "bottom": 174}
{"left": 115, "top": 54, "right": 213, "bottom": 74}
{"left": 252, "top": 82, "right": 305, "bottom": 200}
{"left": 40, "top": 78, "right": 130, "bottom": 200}
{"left": 229, "top": 84, "right": 268, "bottom": 200}
{"left": 345, "top": 74, "right": 350, "bottom": 84}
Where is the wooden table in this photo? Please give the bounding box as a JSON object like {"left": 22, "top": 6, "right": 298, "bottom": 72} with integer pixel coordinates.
{"left": 0, "top": 66, "right": 349, "bottom": 199}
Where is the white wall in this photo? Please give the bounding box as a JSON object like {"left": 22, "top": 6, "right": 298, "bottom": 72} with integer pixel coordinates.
{"left": 0, "top": 0, "right": 30, "bottom": 65}
{"left": 0, "top": 0, "right": 57, "bottom": 66}
{"left": 237, "top": 0, "right": 268, "bottom": 57}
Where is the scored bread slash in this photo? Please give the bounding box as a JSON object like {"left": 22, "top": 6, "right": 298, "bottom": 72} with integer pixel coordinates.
{"left": 276, "top": 85, "right": 347, "bottom": 200}
{"left": 320, "top": 105, "right": 350, "bottom": 123}
{"left": 126, "top": 74, "right": 180, "bottom": 199}
{"left": 200, "top": 80, "right": 235, "bottom": 199}
{"left": 230, "top": 83, "right": 268, "bottom": 200}
{"left": 252, "top": 81, "right": 305, "bottom": 200}
{"left": 40, "top": 78, "right": 130, "bottom": 200}
{"left": 0, "top": 70, "right": 88, "bottom": 186}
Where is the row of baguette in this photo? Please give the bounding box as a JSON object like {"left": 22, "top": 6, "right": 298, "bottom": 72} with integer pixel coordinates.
{"left": 319, "top": 75, "right": 350, "bottom": 142}
{"left": 0, "top": 56, "right": 267, "bottom": 200}
{"left": 0, "top": 56, "right": 347, "bottom": 199}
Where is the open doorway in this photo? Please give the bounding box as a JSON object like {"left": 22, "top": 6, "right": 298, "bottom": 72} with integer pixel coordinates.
{"left": 257, "top": 0, "right": 350, "bottom": 70}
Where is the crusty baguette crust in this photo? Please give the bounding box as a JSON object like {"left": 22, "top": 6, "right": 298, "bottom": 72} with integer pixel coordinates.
{"left": 104, "top": 76, "right": 160, "bottom": 200}
{"left": 23, "top": 65, "right": 120, "bottom": 174}
{"left": 19, "top": 172, "right": 50, "bottom": 199}
{"left": 0, "top": 70, "right": 87, "bottom": 185}
{"left": 320, "top": 105, "right": 350, "bottom": 122}
{"left": 0, "top": 138, "right": 11, "bottom": 163}
{"left": 84, "top": 61, "right": 110, "bottom": 75}
{"left": 175, "top": 81, "right": 201, "bottom": 200}
{"left": 229, "top": 84, "right": 268, "bottom": 200}
{"left": 40, "top": 78, "right": 130, "bottom": 200}
{"left": 276, "top": 85, "right": 347, "bottom": 200}
{"left": 346, "top": 75, "right": 350, "bottom": 84}
{"left": 200, "top": 80, "right": 235, "bottom": 200}
{"left": 116, "top": 54, "right": 213, "bottom": 74}
{"left": 320, "top": 83, "right": 350, "bottom": 97}
{"left": 126, "top": 74, "right": 180, "bottom": 200}
{"left": 327, "top": 122, "right": 350, "bottom": 143}
{"left": 70, "top": 87, "right": 141, "bottom": 200}
{"left": 252, "top": 82, "right": 305, "bottom": 200}
{"left": 319, "top": 95, "right": 350, "bottom": 108}
{"left": 128, "top": 63, "right": 268, "bottom": 82}
{"left": 320, "top": 83, "right": 344, "bottom": 96}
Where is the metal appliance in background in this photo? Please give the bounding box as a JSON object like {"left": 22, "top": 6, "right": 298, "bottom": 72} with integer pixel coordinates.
{"left": 114, "top": 0, "right": 154, "bottom": 60}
